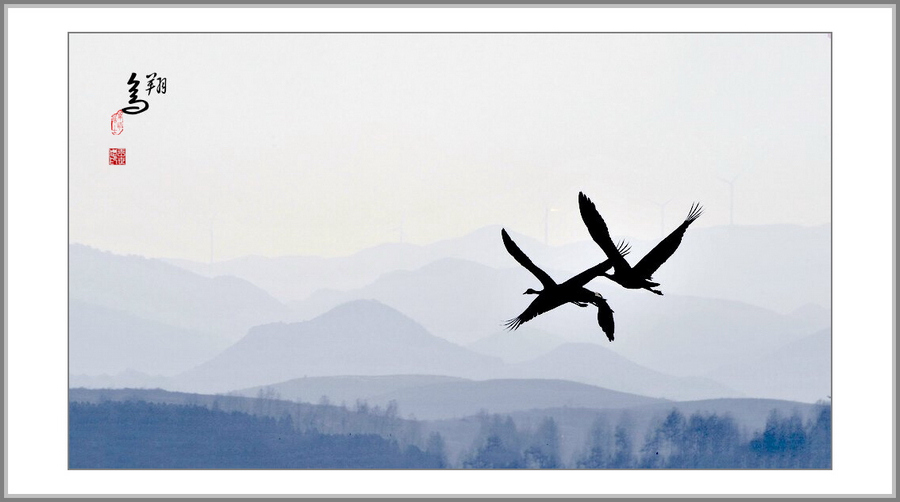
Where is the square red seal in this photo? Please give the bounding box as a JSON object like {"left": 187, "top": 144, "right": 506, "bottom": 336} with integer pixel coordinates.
{"left": 109, "top": 148, "right": 126, "bottom": 165}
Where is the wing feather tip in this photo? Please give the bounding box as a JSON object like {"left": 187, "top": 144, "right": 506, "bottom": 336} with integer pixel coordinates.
{"left": 686, "top": 202, "right": 704, "bottom": 223}
{"left": 503, "top": 317, "right": 522, "bottom": 331}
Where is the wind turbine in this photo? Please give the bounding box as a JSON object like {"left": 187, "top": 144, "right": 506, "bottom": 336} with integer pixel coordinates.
{"left": 649, "top": 198, "right": 673, "bottom": 238}
{"left": 719, "top": 171, "right": 742, "bottom": 226}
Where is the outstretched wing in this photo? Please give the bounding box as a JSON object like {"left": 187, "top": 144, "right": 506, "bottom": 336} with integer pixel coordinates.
{"left": 633, "top": 202, "right": 703, "bottom": 278}
{"left": 564, "top": 240, "right": 632, "bottom": 288}
{"left": 593, "top": 296, "right": 616, "bottom": 342}
{"left": 578, "top": 192, "right": 632, "bottom": 272}
{"left": 501, "top": 228, "right": 556, "bottom": 288}
{"left": 504, "top": 297, "right": 547, "bottom": 330}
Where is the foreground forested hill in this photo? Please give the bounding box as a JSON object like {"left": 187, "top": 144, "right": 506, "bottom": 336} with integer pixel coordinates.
{"left": 69, "top": 389, "right": 830, "bottom": 469}
{"left": 69, "top": 400, "right": 443, "bottom": 469}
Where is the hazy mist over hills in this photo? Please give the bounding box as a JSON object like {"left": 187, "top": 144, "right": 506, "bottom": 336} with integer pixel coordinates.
{"left": 165, "top": 223, "right": 829, "bottom": 314}
{"left": 501, "top": 343, "right": 741, "bottom": 401}
{"left": 235, "top": 376, "right": 668, "bottom": 420}
{"left": 349, "top": 378, "right": 668, "bottom": 420}
{"left": 164, "top": 299, "right": 776, "bottom": 402}
{"left": 69, "top": 299, "right": 225, "bottom": 376}
{"left": 237, "top": 375, "right": 469, "bottom": 407}
{"left": 290, "top": 257, "right": 524, "bottom": 345}
{"left": 70, "top": 244, "right": 291, "bottom": 345}
{"left": 276, "top": 237, "right": 826, "bottom": 378}
{"left": 706, "top": 329, "right": 831, "bottom": 402}
{"left": 595, "top": 294, "right": 824, "bottom": 376}
{"left": 467, "top": 327, "right": 570, "bottom": 364}
{"left": 171, "top": 300, "right": 504, "bottom": 394}
{"left": 66, "top": 218, "right": 833, "bottom": 471}
{"left": 163, "top": 226, "right": 539, "bottom": 304}
{"left": 69, "top": 221, "right": 831, "bottom": 411}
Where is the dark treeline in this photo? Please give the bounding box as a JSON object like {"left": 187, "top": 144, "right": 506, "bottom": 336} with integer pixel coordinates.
{"left": 71, "top": 387, "right": 426, "bottom": 449}
{"left": 69, "top": 400, "right": 444, "bottom": 469}
{"left": 632, "top": 404, "right": 832, "bottom": 468}
{"left": 246, "top": 388, "right": 418, "bottom": 442}
{"left": 462, "top": 414, "right": 562, "bottom": 468}
{"left": 69, "top": 390, "right": 830, "bottom": 469}
{"left": 461, "top": 403, "right": 831, "bottom": 469}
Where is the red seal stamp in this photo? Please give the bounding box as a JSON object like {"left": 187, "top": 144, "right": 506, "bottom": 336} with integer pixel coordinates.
{"left": 111, "top": 110, "right": 124, "bottom": 135}
{"left": 109, "top": 148, "right": 126, "bottom": 165}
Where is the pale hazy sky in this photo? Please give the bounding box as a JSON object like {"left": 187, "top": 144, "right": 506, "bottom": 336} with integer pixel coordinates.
{"left": 69, "top": 33, "right": 830, "bottom": 261}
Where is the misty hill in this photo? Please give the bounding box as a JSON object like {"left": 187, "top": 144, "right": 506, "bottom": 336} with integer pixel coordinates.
{"left": 705, "top": 329, "right": 831, "bottom": 403}
{"left": 173, "top": 300, "right": 504, "bottom": 394}
{"left": 164, "top": 225, "right": 528, "bottom": 303}
{"left": 70, "top": 244, "right": 291, "bottom": 345}
{"left": 165, "top": 223, "right": 829, "bottom": 314}
{"left": 70, "top": 299, "right": 227, "bottom": 376}
{"left": 787, "top": 303, "right": 832, "bottom": 333}
{"left": 236, "top": 375, "right": 468, "bottom": 407}
{"left": 525, "top": 223, "right": 830, "bottom": 314}
{"left": 288, "top": 256, "right": 683, "bottom": 345}
{"left": 467, "top": 327, "right": 569, "bottom": 364}
{"left": 500, "top": 343, "right": 742, "bottom": 401}
{"left": 234, "top": 375, "right": 667, "bottom": 420}
{"left": 359, "top": 378, "right": 667, "bottom": 420}
{"left": 643, "top": 224, "right": 830, "bottom": 314}
{"left": 69, "top": 370, "right": 172, "bottom": 390}
{"left": 290, "top": 258, "right": 551, "bottom": 345}
{"left": 596, "top": 293, "right": 820, "bottom": 376}
{"left": 288, "top": 257, "right": 823, "bottom": 373}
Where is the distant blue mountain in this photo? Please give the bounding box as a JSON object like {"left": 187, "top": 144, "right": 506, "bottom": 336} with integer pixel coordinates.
{"left": 236, "top": 374, "right": 468, "bottom": 407}
{"left": 501, "top": 343, "right": 741, "bottom": 401}
{"left": 285, "top": 257, "right": 824, "bottom": 378}
{"left": 235, "top": 375, "right": 667, "bottom": 420}
{"left": 173, "top": 300, "right": 504, "bottom": 394}
{"left": 69, "top": 299, "right": 226, "bottom": 376}
{"left": 164, "top": 223, "right": 830, "bottom": 315}
{"left": 70, "top": 244, "right": 291, "bottom": 348}
{"left": 705, "top": 329, "right": 831, "bottom": 402}
{"left": 365, "top": 378, "right": 667, "bottom": 420}
{"left": 162, "top": 225, "right": 525, "bottom": 302}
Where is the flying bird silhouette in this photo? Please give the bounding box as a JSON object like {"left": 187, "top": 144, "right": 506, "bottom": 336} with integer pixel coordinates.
{"left": 578, "top": 192, "right": 703, "bottom": 296}
{"left": 501, "top": 228, "right": 626, "bottom": 341}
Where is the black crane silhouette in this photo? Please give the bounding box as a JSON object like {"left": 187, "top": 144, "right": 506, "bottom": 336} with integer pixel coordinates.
{"left": 501, "top": 228, "right": 627, "bottom": 341}
{"left": 578, "top": 192, "right": 703, "bottom": 296}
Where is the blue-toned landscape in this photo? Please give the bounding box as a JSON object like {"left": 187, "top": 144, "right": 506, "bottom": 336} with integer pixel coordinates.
{"left": 68, "top": 221, "right": 831, "bottom": 469}
{"left": 68, "top": 33, "right": 830, "bottom": 470}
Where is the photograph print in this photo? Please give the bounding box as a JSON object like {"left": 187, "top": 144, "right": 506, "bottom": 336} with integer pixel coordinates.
{"left": 68, "top": 32, "right": 831, "bottom": 469}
